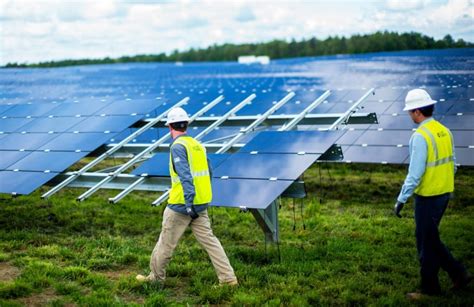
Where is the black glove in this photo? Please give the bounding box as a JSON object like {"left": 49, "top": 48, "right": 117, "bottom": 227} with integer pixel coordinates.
{"left": 394, "top": 201, "right": 405, "bottom": 218}
{"left": 186, "top": 206, "right": 199, "bottom": 220}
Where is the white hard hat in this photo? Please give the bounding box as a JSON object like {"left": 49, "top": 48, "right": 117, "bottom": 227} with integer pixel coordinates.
{"left": 403, "top": 89, "right": 437, "bottom": 111}
{"left": 165, "top": 107, "right": 190, "bottom": 125}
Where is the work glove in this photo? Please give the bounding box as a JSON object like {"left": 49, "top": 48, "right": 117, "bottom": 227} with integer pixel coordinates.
{"left": 186, "top": 206, "right": 199, "bottom": 220}
{"left": 393, "top": 201, "right": 405, "bottom": 218}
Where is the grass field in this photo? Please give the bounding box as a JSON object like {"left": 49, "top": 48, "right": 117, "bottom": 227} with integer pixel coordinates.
{"left": 0, "top": 163, "right": 473, "bottom": 306}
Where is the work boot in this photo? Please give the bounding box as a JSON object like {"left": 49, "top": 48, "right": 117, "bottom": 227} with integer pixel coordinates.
{"left": 219, "top": 279, "right": 239, "bottom": 287}
{"left": 136, "top": 274, "right": 156, "bottom": 283}
{"left": 406, "top": 292, "right": 427, "bottom": 300}
{"left": 452, "top": 272, "right": 473, "bottom": 291}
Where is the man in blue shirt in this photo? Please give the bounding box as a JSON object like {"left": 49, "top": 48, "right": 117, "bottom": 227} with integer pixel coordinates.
{"left": 394, "top": 89, "right": 471, "bottom": 299}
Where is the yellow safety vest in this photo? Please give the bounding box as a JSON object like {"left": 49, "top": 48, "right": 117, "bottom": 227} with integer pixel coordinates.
{"left": 414, "top": 119, "right": 455, "bottom": 196}
{"left": 168, "top": 136, "right": 212, "bottom": 205}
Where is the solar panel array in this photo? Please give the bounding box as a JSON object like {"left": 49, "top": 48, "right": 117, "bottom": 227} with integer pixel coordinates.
{"left": 0, "top": 99, "right": 164, "bottom": 194}
{"left": 0, "top": 48, "right": 473, "bottom": 197}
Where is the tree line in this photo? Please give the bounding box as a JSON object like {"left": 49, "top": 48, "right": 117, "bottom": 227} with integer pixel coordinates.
{"left": 4, "top": 31, "right": 472, "bottom": 68}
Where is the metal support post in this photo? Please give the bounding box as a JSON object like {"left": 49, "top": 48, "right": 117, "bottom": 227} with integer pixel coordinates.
{"left": 250, "top": 200, "right": 279, "bottom": 243}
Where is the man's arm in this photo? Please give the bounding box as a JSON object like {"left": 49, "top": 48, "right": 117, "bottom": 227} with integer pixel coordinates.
{"left": 171, "top": 144, "right": 195, "bottom": 208}
{"left": 397, "top": 134, "right": 428, "bottom": 204}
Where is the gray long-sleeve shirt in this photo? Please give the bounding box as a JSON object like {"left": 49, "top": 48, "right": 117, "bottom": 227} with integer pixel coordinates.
{"left": 167, "top": 134, "right": 209, "bottom": 215}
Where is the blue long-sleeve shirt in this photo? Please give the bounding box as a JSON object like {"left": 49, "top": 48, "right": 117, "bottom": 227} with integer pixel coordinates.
{"left": 167, "top": 134, "right": 209, "bottom": 215}
{"left": 397, "top": 118, "right": 456, "bottom": 203}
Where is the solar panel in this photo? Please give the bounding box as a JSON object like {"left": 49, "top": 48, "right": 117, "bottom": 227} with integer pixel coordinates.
{"left": 47, "top": 101, "right": 110, "bottom": 116}
{"left": 448, "top": 102, "right": 474, "bottom": 114}
{"left": 94, "top": 99, "right": 163, "bottom": 116}
{"left": 353, "top": 130, "right": 413, "bottom": 146}
{"left": 0, "top": 118, "right": 34, "bottom": 133}
{"left": 0, "top": 170, "right": 57, "bottom": 195}
{"left": 213, "top": 153, "right": 320, "bottom": 181}
{"left": 38, "top": 132, "right": 114, "bottom": 152}
{"left": 0, "top": 151, "right": 30, "bottom": 169}
{"left": 67, "top": 115, "right": 142, "bottom": 133}
{"left": 452, "top": 131, "right": 474, "bottom": 147}
{"left": 132, "top": 152, "right": 231, "bottom": 177}
{"left": 440, "top": 115, "right": 474, "bottom": 130}
{"left": 342, "top": 145, "right": 409, "bottom": 164}
{"left": 18, "top": 117, "right": 85, "bottom": 133}
{"left": 2, "top": 103, "right": 59, "bottom": 118}
{"left": 370, "top": 114, "right": 417, "bottom": 130}
{"left": 0, "top": 133, "right": 58, "bottom": 151}
{"left": 0, "top": 105, "right": 14, "bottom": 116}
{"left": 210, "top": 178, "right": 294, "bottom": 209}
{"left": 455, "top": 148, "right": 474, "bottom": 166}
{"left": 6, "top": 151, "right": 88, "bottom": 172}
{"left": 239, "top": 130, "right": 344, "bottom": 154}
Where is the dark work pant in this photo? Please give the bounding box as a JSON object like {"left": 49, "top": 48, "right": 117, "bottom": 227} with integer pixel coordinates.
{"left": 415, "top": 193, "right": 466, "bottom": 294}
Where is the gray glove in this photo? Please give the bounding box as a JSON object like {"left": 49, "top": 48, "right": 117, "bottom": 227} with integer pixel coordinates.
{"left": 394, "top": 201, "right": 405, "bottom": 218}
{"left": 186, "top": 206, "right": 199, "bottom": 220}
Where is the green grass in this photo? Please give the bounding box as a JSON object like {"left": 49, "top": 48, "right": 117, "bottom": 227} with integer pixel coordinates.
{"left": 0, "top": 163, "right": 473, "bottom": 306}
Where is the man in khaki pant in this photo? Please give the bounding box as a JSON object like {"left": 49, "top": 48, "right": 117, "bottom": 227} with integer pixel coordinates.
{"left": 136, "top": 107, "right": 238, "bottom": 286}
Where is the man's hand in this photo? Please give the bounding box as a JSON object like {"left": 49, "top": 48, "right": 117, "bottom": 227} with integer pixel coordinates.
{"left": 186, "top": 206, "right": 199, "bottom": 220}
{"left": 394, "top": 201, "right": 405, "bottom": 218}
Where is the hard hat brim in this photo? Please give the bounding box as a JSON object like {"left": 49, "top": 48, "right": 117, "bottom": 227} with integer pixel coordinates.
{"left": 403, "top": 99, "right": 437, "bottom": 111}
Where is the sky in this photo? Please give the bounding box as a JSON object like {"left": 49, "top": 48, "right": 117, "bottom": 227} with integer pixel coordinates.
{"left": 0, "top": 0, "right": 473, "bottom": 65}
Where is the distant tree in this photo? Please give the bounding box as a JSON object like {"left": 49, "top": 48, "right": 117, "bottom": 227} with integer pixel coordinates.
{"left": 3, "top": 31, "right": 472, "bottom": 68}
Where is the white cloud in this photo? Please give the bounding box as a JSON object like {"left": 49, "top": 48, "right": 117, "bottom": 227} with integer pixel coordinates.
{"left": 0, "top": 0, "right": 472, "bottom": 65}
{"left": 386, "top": 0, "right": 430, "bottom": 11}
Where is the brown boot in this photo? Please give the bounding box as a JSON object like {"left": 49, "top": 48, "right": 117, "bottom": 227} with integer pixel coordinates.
{"left": 406, "top": 292, "right": 428, "bottom": 300}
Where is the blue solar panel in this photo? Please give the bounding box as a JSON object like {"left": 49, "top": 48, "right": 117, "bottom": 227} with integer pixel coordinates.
{"left": 371, "top": 115, "right": 417, "bottom": 130}
{"left": 440, "top": 115, "right": 474, "bottom": 130}
{"left": 210, "top": 178, "right": 294, "bottom": 209}
{"left": 448, "top": 102, "right": 474, "bottom": 114}
{"left": 365, "top": 88, "right": 403, "bottom": 102}
{"left": 0, "top": 170, "right": 57, "bottom": 195}
{"left": 353, "top": 130, "right": 413, "bottom": 146}
{"left": 359, "top": 101, "right": 394, "bottom": 114}
{"left": 0, "top": 105, "right": 14, "bottom": 116}
{"left": 452, "top": 131, "right": 474, "bottom": 147}
{"left": 2, "top": 103, "right": 59, "bottom": 118}
{"left": 38, "top": 132, "right": 113, "bottom": 152}
{"left": 132, "top": 152, "right": 230, "bottom": 176}
{"left": 67, "top": 115, "right": 142, "bottom": 133}
{"left": 0, "top": 151, "right": 30, "bottom": 169}
{"left": 7, "top": 151, "right": 88, "bottom": 172}
{"left": 336, "top": 130, "right": 366, "bottom": 145}
{"left": 18, "top": 117, "right": 85, "bottom": 133}
{"left": 94, "top": 99, "right": 163, "bottom": 116}
{"left": 0, "top": 118, "right": 34, "bottom": 133}
{"left": 239, "top": 131, "right": 344, "bottom": 154}
{"left": 455, "top": 148, "right": 474, "bottom": 166}
{"left": 213, "top": 153, "right": 320, "bottom": 180}
{"left": 48, "top": 101, "right": 111, "bottom": 116}
{"left": 0, "top": 133, "right": 58, "bottom": 150}
{"left": 236, "top": 92, "right": 288, "bottom": 116}
{"left": 342, "top": 145, "right": 409, "bottom": 164}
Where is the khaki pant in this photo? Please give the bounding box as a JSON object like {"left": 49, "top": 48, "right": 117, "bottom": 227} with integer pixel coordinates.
{"left": 148, "top": 207, "right": 237, "bottom": 283}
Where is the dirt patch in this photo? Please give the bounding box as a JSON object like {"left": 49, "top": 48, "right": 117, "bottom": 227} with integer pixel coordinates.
{"left": 0, "top": 262, "right": 20, "bottom": 282}
{"left": 16, "top": 288, "right": 72, "bottom": 307}
{"left": 101, "top": 268, "right": 135, "bottom": 281}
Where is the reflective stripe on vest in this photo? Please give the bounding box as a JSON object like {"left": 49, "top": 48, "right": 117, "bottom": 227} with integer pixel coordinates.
{"left": 168, "top": 136, "right": 212, "bottom": 205}
{"left": 414, "top": 120, "right": 455, "bottom": 196}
